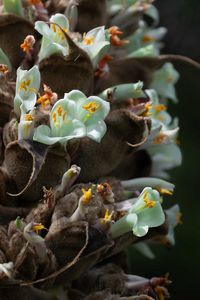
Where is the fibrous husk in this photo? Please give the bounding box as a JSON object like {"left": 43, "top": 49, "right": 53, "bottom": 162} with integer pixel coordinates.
{"left": 39, "top": 31, "right": 94, "bottom": 98}
{"left": 4, "top": 140, "right": 70, "bottom": 202}
{"left": 0, "top": 14, "right": 34, "bottom": 68}
{"left": 70, "top": 109, "right": 151, "bottom": 182}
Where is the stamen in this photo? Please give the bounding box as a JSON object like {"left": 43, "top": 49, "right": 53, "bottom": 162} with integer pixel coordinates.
{"left": 83, "top": 33, "right": 94, "bottom": 45}
{"left": 32, "top": 223, "right": 46, "bottom": 235}
{"left": 19, "top": 79, "right": 31, "bottom": 92}
{"left": 24, "top": 113, "right": 34, "bottom": 122}
{"left": 100, "top": 209, "right": 114, "bottom": 224}
{"left": 83, "top": 101, "right": 100, "bottom": 114}
{"left": 143, "top": 191, "right": 156, "bottom": 208}
{"left": 82, "top": 188, "right": 92, "bottom": 205}
{"left": 156, "top": 188, "right": 173, "bottom": 196}
{"left": 142, "top": 35, "right": 155, "bottom": 43}
{"left": 155, "top": 104, "right": 167, "bottom": 113}
{"left": 152, "top": 134, "right": 167, "bottom": 144}
{"left": 20, "top": 35, "right": 35, "bottom": 53}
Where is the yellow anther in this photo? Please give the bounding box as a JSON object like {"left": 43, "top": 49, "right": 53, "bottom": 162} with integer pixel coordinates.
{"left": 155, "top": 104, "right": 167, "bottom": 113}
{"left": 62, "top": 111, "right": 67, "bottom": 121}
{"left": 83, "top": 101, "right": 100, "bottom": 114}
{"left": 156, "top": 187, "right": 173, "bottom": 195}
{"left": 19, "top": 79, "right": 31, "bottom": 92}
{"left": 83, "top": 33, "right": 94, "bottom": 45}
{"left": 100, "top": 209, "right": 114, "bottom": 224}
{"left": 82, "top": 188, "right": 92, "bottom": 205}
{"left": 176, "top": 212, "right": 183, "bottom": 225}
{"left": 32, "top": 223, "right": 46, "bottom": 235}
{"left": 24, "top": 113, "right": 34, "bottom": 122}
{"left": 57, "top": 106, "right": 63, "bottom": 116}
{"left": 142, "top": 35, "right": 155, "bottom": 43}
{"left": 143, "top": 191, "right": 156, "bottom": 208}
{"left": 152, "top": 134, "right": 167, "bottom": 145}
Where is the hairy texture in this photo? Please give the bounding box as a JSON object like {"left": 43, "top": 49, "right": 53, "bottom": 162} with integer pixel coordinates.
{"left": 71, "top": 110, "right": 151, "bottom": 182}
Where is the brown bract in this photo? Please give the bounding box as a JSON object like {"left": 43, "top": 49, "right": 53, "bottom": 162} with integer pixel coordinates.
{"left": 39, "top": 29, "right": 94, "bottom": 98}
{"left": 70, "top": 109, "right": 151, "bottom": 182}
{"left": 4, "top": 140, "right": 70, "bottom": 202}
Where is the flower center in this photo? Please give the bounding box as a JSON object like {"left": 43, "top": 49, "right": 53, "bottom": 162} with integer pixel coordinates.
{"left": 24, "top": 113, "right": 34, "bottom": 122}
{"left": 143, "top": 191, "right": 156, "bottom": 208}
{"left": 83, "top": 101, "right": 100, "bottom": 114}
{"left": 154, "top": 104, "right": 167, "bottom": 113}
{"left": 32, "top": 223, "right": 46, "bottom": 235}
{"left": 83, "top": 33, "right": 94, "bottom": 45}
{"left": 51, "top": 23, "right": 68, "bottom": 41}
{"left": 19, "top": 79, "right": 31, "bottom": 92}
{"left": 100, "top": 209, "right": 114, "bottom": 224}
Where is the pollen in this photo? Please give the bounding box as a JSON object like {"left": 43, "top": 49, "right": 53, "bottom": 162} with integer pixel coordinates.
{"left": 144, "top": 191, "right": 156, "bottom": 208}
{"left": 32, "top": 223, "right": 46, "bottom": 235}
{"left": 19, "top": 79, "right": 31, "bottom": 92}
{"left": 83, "top": 101, "right": 100, "bottom": 114}
{"left": 57, "top": 106, "right": 63, "bottom": 116}
{"left": 100, "top": 209, "right": 114, "bottom": 224}
{"left": 155, "top": 104, "right": 167, "bottom": 113}
{"left": 142, "top": 35, "right": 155, "bottom": 43}
{"left": 83, "top": 33, "right": 94, "bottom": 45}
{"left": 20, "top": 35, "right": 35, "bottom": 53}
{"left": 156, "top": 187, "right": 173, "bottom": 195}
{"left": 24, "top": 113, "right": 34, "bottom": 122}
{"left": 82, "top": 188, "right": 92, "bottom": 205}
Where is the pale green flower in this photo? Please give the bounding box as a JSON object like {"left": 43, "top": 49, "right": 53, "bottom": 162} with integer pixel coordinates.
{"left": 98, "top": 81, "right": 145, "bottom": 101}
{"left": 18, "top": 110, "right": 36, "bottom": 140}
{"left": 35, "top": 13, "right": 70, "bottom": 62}
{"left": 148, "top": 143, "right": 182, "bottom": 179}
{"left": 14, "top": 66, "right": 40, "bottom": 118}
{"left": 150, "top": 63, "right": 180, "bottom": 102}
{"left": 33, "top": 90, "right": 110, "bottom": 145}
{"left": 78, "top": 26, "right": 110, "bottom": 67}
{"left": 129, "top": 44, "right": 159, "bottom": 58}
{"left": 145, "top": 89, "right": 172, "bottom": 130}
{"left": 3, "top": 0, "right": 24, "bottom": 17}
{"left": 127, "top": 21, "right": 167, "bottom": 55}
{"left": 111, "top": 187, "right": 165, "bottom": 238}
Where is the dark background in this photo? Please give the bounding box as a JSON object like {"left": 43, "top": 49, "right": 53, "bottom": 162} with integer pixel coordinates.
{"left": 130, "top": 1, "right": 200, "bottom": 299}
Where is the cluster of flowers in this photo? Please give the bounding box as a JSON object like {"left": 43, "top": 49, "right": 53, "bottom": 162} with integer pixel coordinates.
{"left": 0, "top": 0, "right": 183, "bottom": 299}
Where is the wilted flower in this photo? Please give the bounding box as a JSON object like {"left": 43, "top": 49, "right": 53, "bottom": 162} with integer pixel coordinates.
{"left": 35, "top": 13, "right": 70, "bottom": 62}
{"left": 150, "top": 63, "right": 180, "bottom": 102}
{"left": 111, "top": 187, "right": 165, "bottom": 238}
{"left": 14, "top": 65, "right": 40, "bottom": 117}
{"left": 33, "top": 90, "right": 110, "bottom": 145}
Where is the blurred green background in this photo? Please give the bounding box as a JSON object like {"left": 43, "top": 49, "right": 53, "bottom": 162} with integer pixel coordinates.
{"left": 129, "top": 1, "right": 200, "bottom": 299}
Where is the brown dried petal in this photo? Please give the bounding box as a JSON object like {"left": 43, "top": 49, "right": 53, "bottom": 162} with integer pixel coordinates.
{"left": 0, "top": 14, "right": 35, "bottom": 68}
{"left": 39, "top": 31, "right": 93, "bottom": 98}
{"left": 71, "top": 109, "right": 150, "bottom": 182}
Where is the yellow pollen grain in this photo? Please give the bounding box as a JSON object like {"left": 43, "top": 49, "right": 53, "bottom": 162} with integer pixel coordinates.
{"left": 155, "top": 104, "right": 167, "bottom": 113}
{"left": 82, "top": 188, "right": 92, "bottom": 205}
{"left": 83, "top": 101, "right": 100, "bottom": 114}
{"left": 144, "top": 191, "right": 156, "bottom": 208}
{"left": 156, "top": 187, "right": 173, "bottom": 195}
{"left": 83, "top": 33, "right": 94, "bottom": 45}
